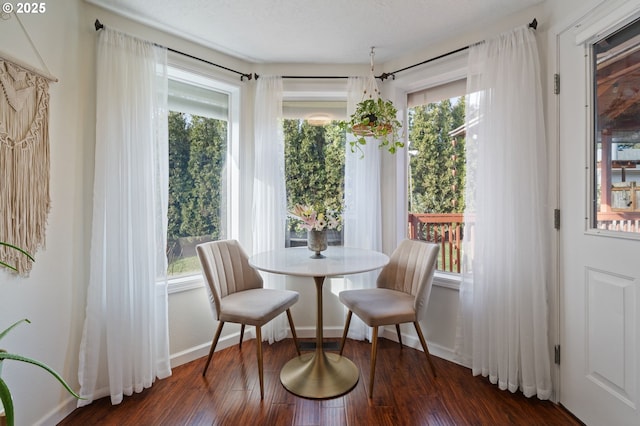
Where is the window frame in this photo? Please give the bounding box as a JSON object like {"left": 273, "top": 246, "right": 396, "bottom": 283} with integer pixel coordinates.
{"left": 282, "top": 81, "right": 349, "bottom": 248}
{"left": 388, "top": 49, "right": 468, "bottom": 289}
{"left": 584, "top": 11, "right": 640, "bottom": 240}
{"left": 166, "top": 54, "right": 242, "bottom": 292}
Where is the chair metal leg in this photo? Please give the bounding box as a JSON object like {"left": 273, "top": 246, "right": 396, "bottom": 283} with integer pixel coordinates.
{"left": 286, "top": 309, "right": 301, "bottom": 356}
{"left": 203, "top": 321, "right": 225, "bottom": 376}
{"left": 395, "top": 324, "right": 403, "bottom": 349}
{"left": 413, "top": 321, "right": 436, "bottom": 378}
{"left": 368, "top": 326, "right": 379, "bottom": 398}
{"left": 256, "top": 326, "right": 264, "bottom": 400}
{"left": 239, "top": 324, "right": 245, "bottom": 349}
{"left": 339, "top": 310, "right": 353, "bottom": 356}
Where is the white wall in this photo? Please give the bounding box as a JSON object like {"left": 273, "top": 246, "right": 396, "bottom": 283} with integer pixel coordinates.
{"left": 0, "top": 0, "right": 594, "bottom": 423}
{"left": 0, "top": 2, "right": 91, "bottom": 425}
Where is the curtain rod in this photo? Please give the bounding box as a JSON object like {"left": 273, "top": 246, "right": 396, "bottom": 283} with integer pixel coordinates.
{"left": 281, "top": 75, "right": 349, "bottom": 79}
{"left": 94, "top": 19, "right": 254, "bottom": 81}
{"left": 94, "top": 17, "right": 536, "bottom": 83}
{"left": 248, "top": 74, "right": 347, "bottom": 80}
{"left": 378, "top": 18, "right": 538, "bottom": 81}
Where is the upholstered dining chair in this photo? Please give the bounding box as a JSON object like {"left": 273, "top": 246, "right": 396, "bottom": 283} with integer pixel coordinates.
{"left": 338, "top": 239, "right": 439, "bottom": 398}
{"left": 196, "top": 239, "right": 301, "bottom": 399}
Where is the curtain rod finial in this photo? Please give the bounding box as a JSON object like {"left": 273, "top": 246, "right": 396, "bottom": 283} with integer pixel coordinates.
{"left": 95, "top": 19, "right": 104, "bottom": 31}
{"left": 529, "top": 18, "right": 537, "bottom": 30}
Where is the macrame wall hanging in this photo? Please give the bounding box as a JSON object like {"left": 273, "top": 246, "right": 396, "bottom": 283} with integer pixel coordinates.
{"left": 0, "top": 12, "right": 57, "bottom": 275}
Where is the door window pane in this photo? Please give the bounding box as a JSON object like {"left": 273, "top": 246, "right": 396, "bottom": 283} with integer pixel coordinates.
{"left": 591, "top": 17, "right": 640, "bottom": 232}
{"left": 592, "top": 18, "right": 640, "bottom": 234}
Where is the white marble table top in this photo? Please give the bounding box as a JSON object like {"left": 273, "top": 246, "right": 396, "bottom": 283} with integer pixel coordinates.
{"left": 249, "top": 246, "right": 389, "bottom": 278}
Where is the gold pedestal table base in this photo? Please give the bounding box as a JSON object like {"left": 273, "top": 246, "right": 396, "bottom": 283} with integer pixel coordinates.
{"left": 280, "top": 351, "right": 359, "bottom": 399}
{"left": 281, "top": 275, "right": 359, "bottom": 399}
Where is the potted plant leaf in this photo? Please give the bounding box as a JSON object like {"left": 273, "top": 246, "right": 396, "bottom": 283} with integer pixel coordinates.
{"left": 0, "top": 242, "right": 82, "bottom": 426}
{"left": 342, "top": 97, "right": 404, "bottom": 156}
{"left": 0, "top": 243, "right": 33, "bottom": 273}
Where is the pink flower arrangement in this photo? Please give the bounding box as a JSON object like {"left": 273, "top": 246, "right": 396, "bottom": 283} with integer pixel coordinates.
{"left": 289, "top": 204, "right": 341, "bottom": 231}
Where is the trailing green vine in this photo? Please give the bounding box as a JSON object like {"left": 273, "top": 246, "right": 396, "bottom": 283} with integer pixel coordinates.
{"left": 340, "top": 98, "right": 404, "bottom": 156}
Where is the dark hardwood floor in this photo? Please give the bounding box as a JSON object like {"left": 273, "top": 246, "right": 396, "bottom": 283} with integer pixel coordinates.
{"left": 59, "top": 338, "right": 582, "bottom": 426}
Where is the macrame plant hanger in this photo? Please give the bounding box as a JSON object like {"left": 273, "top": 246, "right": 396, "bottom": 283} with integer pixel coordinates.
{"left": 0, "top": 11, "right": 57, "bottom": 275}
{"left": 363, "top": 47, "right": 380, "bottom": 101}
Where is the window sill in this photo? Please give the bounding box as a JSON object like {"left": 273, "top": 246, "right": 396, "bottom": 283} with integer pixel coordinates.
{"left": 168, "top": 273, "right": 205, "bottom": 294}
{"left": 166, "top": 271, "right": 460, "bottom": 294}
{"left": 433, "top": 271, "right": 461, "bottom": 290}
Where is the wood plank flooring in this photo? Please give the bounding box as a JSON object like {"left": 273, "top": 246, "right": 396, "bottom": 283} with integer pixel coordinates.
{"left": 58, "top": 338, "right": 583, "bottom": 425}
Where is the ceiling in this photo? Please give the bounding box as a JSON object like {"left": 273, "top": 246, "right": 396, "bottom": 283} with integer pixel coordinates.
{"left": 88, "top": 0, "right": 543, "bottom": 65}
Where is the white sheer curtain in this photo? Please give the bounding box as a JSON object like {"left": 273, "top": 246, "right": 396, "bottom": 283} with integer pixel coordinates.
{"left": 252, "top": 75, "right": 288, "bottom": 343}
{"left": 455, "top": 26, "right": 552, "bottom": 399}
{"left": 343, "top": 76, "right": 383, "bottom": 341}
{"left": 78, "top": 28, "right": 171, "bottom": 406}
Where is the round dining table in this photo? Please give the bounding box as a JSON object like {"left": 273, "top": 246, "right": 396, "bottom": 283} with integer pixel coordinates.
{"left": 249, "top": 245, "right": 389, "bottom": 399}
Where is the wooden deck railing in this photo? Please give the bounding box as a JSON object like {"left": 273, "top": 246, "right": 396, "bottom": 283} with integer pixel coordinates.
{"left": 408, "top": 213, "right": 465, "bottom": 273}
{"left": 596, "top": 211, "right": 640, "bottom": 233}
{"left": 408, "top": 211, "right": 640, "bottom": 274}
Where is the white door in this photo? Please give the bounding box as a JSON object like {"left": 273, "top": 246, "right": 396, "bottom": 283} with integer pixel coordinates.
{"left": 558, "top": 5, "right": 640, "bottom": 425}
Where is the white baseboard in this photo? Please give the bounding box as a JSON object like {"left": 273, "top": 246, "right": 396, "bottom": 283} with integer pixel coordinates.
{"left": 168, "top": 325, "right": 467, "bottom": 370}
{"left": 35, "top": 395, "right": 77, "bottom": 426}
{"left": 170, "top": 328, "right": 257, "bottom": 368}
{"left": 293, "top": 325, "right": 344, "bottom": 339}
{"left": 168, "top": 326, "right": 346, "bottom": 369}
{"left": 379, "top": 327, "right": 469, "bottom": 368}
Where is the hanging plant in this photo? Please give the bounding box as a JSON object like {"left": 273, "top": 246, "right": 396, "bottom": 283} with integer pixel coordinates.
{"left": 342, "top": 97, "right": 404, "bottom": 155}
{"left": 340, "top": 47, "right": 404, "bottom": 157}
